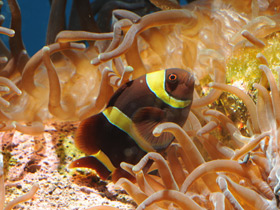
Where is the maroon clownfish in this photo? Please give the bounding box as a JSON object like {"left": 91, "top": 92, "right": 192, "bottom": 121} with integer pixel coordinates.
{"left": 70, "top": 68, "right": 195, "bottom": 182}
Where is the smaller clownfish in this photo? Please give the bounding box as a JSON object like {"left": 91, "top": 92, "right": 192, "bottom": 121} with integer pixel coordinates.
{"left": 70, "top": 68, "right": 195, "bottom": 182}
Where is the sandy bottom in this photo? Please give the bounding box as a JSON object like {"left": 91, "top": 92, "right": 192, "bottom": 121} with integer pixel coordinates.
{"left": 2, "top": 122, "right": 135, "bottom": 210}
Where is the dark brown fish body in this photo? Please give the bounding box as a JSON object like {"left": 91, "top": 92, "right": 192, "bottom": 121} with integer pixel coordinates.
{"left": 70, "top": 68, "right": 195, "bottom": 181}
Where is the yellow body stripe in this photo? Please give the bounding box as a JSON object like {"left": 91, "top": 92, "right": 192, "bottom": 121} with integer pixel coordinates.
{"left": 93, "top": 150, "right": 116, "bottom": 172}
{"left": 146, "top": 70, "right": 191, "bottom": 108}
{"left": 102, "top": 106, "right": 154, "bottom": 152}
{"left": 103, "top": 106, "right": 131, "bottom": 134}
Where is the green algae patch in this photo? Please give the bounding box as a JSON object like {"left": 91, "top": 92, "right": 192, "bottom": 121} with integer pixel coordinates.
{"left": 55, "top": 134, "right": 85, "bottom": 175}
{"left": 52, "top": 122, "right": 103, "bottom": 179}
{"left": 226, "top": 32, "right": 280, "bottom": 90}
{"left": 3, "top": 151, "right": 17, "bottom": 177}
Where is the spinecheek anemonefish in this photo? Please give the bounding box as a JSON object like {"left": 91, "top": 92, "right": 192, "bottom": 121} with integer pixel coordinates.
{"left": 70, "top": 68, "right": 195, "bottom": 182}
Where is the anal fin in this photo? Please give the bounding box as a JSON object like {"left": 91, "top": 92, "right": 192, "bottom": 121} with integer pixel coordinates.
{"left": 111, "top": 167, "right": 136, "bottom": 183}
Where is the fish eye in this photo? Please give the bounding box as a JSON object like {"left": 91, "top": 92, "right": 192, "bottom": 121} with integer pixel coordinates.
{"left": 168, "top": 73, "right": 178, "bottom": 83}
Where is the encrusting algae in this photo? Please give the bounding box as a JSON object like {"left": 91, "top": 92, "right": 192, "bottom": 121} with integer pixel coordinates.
{"left": 1, "top": 0, "right": 280, "bottom": 209}
{"left": 227, "top": 32, "right": 280, "bottom": 90}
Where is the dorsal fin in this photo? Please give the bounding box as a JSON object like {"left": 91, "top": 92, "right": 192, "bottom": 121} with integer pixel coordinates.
{"left": 111, "top": 167, "right": 136, "bottom": 183}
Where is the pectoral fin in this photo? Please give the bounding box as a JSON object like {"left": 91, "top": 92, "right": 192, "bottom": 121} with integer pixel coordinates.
{"left": 131, "top": 107, "right": 174, "bottom": 151}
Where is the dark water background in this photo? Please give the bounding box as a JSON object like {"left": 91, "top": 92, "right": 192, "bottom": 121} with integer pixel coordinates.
{"left": 1, "top": 0, "right": 73, "bottom": 56}
{"left": 0, "top": 0, "right": 188, "bottom": 56}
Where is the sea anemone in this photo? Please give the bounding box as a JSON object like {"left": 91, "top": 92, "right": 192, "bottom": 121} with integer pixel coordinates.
{"left": 91, "top": 57, "right": 280, "bottom": 209}
{"left": 1, "top": 0, "right": 280, "bottom": 209}
{"left": 0, "top": 0, "right": 157, "bottom": 135}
